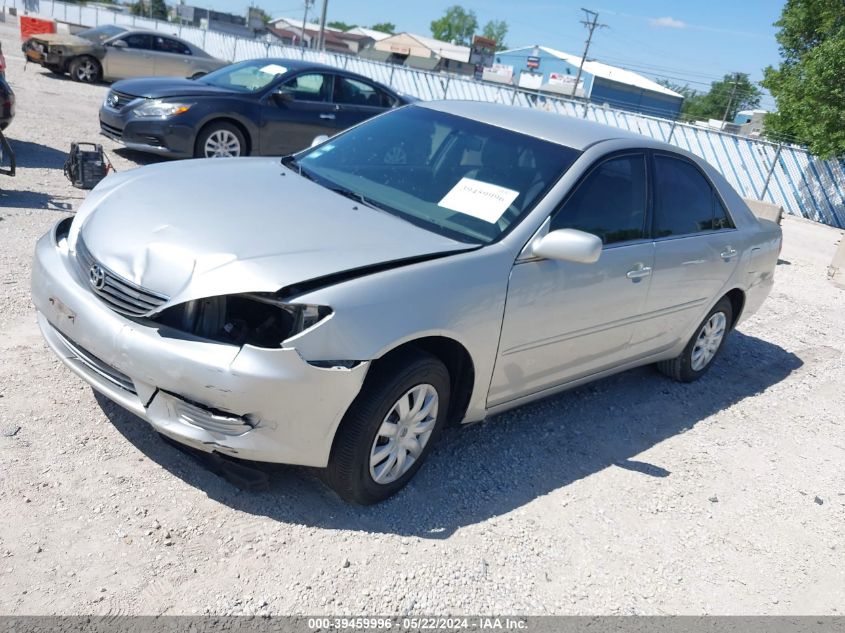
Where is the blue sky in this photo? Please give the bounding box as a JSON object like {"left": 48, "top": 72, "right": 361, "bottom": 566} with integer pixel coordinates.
{"left": 223, "top": 0, "right": 785, "bottom": 109}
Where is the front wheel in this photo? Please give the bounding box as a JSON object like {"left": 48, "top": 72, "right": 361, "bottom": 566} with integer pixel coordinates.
{"left": 194, "top": 122, "right": 246, "bottom": 158}
{"left": 657, "top": 297, "right": 733, "bottom": 382}
{"left": 325, "top": 350, "right": 450, "bottom": 504}
{"left": 69, "top": 56, "right": 101, "bottom": 83}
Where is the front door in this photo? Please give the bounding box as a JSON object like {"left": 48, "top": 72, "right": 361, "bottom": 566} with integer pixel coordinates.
{"left": 259, "top": 72, "right": 338, "bottom": 155}
{"left": 103, "top": 33, "right": 155, "bottom": 80}
{"left": 489, "top": 153, "right": 654, "bottom": 406}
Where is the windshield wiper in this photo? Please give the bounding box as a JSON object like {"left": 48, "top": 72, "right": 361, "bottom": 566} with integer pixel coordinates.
{"left": 326, "top": 186, "right": 382, "bottom": 210}
{"left": 280, "top": 154, "right": 317, "bottom": 183}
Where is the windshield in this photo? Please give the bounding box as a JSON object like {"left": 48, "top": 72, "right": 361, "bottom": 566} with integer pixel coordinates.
{"left": 79, "top": 25, "right": 126, "bottom": 44}
{"left": 199, "top": 60, "right": 290, "bottom": 93}
{"left": 296, "top": 106, "right": 580, "bottom": 244}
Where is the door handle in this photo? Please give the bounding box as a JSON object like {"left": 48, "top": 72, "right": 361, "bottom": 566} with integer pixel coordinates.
{"left": 721, "top": 247, "right": 738, "bottom": 259}
{"left": 319, "top": 113, "right": 336, "bottom": 120}
{"left": 626, "top": 265, "right": 652, "bottom": 280}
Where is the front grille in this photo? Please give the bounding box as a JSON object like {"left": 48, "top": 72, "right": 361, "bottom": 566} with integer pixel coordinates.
{"left": 100, "top": 121, "right": 123, "bottom": 141}
{"left": 105, "top": 90, "right": 138, "bottom": 110}
{"left": 53, "top": 327, "right": 136, "bottom": 395}
{"left": 75, "top": 237, "right": 170, "bottom": 317}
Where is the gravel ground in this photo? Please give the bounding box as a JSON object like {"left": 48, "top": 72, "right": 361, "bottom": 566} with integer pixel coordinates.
{"left": 2, "top": 20, "right": 845, "bottom": 617}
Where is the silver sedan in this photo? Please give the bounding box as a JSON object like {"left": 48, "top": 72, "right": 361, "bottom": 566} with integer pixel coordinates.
{"left": 31, "top": 101, "right": 782, "bottom": 503}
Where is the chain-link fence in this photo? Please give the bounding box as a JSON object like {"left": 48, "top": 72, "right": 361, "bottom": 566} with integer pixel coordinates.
{"left": 7, "top": 0, "right": 845, "bottom": 228}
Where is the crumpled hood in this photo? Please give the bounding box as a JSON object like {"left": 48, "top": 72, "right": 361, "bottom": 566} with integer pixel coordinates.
{"left": 27, "top": 33, "right": 96, "bottom": 48}
{"left": 72, "top": 158, "right": 472, "bottom": 306}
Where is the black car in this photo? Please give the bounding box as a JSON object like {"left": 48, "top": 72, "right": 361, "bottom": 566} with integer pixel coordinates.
{"left": 0, "top": 76, "right": 14, "bottom": 131}
{"left": 99, "top": 58, "right": 413, "bottom": 158}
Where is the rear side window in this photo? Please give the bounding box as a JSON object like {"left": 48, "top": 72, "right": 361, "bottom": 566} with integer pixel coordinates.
{"left": 155, "top": 36, "right": 191, "bottom": 55}
{"left": 334, "top": 76, "right": 396, "bottom": 107}
{"left": 653, "top": 155, "right": 733, "bottom": 237}
{"left": 551, "top": 154, "right": 647, "bottom": 245}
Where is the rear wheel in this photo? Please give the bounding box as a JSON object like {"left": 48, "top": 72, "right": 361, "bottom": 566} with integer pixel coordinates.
{"left": 325, "top": 350, "right": 450, "bottom": 504}
{"left": 194, "top": 122, "right": 246, "bottom": 158}
{"left": 657, "top": 297, "right": 733, "bottom": 382}
{"left": 69, "top": 56, "right": 101, "bottom": 83}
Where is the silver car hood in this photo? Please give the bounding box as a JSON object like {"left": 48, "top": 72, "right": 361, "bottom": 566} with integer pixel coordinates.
{"left": 73, "top": 158, "right": 472, "bottom": 306}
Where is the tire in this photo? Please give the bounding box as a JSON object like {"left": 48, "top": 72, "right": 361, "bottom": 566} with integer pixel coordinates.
{"left": 657, "top": 296, "right": 733, "bottom": 382}
{"left": 194, "top": 122, "right": 246, "bottom": 158}
{"left": 325, "top": 350, "right": 450, "bottom": 504}
{"left": 68, "top": 56, "right": 101, "bottom": 83}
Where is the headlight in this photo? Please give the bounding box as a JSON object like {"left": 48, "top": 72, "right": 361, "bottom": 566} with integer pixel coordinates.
{"left": 133, "top": 99, "right": 192, "bottom": 118}
{"left": 150, "top": 293, "right": 332, "bottom": 348}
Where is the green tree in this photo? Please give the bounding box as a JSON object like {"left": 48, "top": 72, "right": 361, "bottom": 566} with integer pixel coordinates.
{"left": 762, "top": 0, "right": 845, "bottom": 155}
{"left": 656, "top": 78, "right": 698, "bottom": 101}
{"left": 131, "top": 0, "right": 167, "bottom": 20}
{"left": 369, "top": 22, "right": 396, "bottom": 35}
{"left": 327, "top": 20, "right": 357, "bottom": 31}
{"left": 679, "top": 73, "right": 761, "bottom": 122}
{"left": 481, "top": 19, "right": 508, "bottom": 50}
{"left": 430, "top": 5, "right": 477, "bottom": 45}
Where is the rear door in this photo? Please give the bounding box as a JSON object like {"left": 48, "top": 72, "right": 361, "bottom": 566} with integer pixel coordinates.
{"left": 631, "top": 152, "right": 741, "bottom": 352}
{"left": 259, "top": 72, "right": 338, "bottom": 155}
{"left": 488, "top": 152, "right": 655, "bottom": 406}
{"left": 331, "top": 75, "right": 397, "bottom": 131}
{"left": 151, "top": 35, "right": 193, "bottom": 77}
{"left": 103, "top": 33, "right": 155, "bottom": 79}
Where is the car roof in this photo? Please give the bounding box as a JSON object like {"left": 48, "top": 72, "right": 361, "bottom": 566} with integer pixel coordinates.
{"left": 419, "top": 100, "right": 655, "bottom": 151}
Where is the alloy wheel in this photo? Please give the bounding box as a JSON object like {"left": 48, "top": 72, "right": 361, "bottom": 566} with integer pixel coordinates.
{"left": 76, "top": 59, "right": 96, "bottom": 82}
{"left": 369, "top": 384, "right": 438, "bottom": 485}
{"left": 691, "top": 311, "right": 727, "bottom": 371}
{"left": 203, "top": 130, "right": 241, "bottom": 158}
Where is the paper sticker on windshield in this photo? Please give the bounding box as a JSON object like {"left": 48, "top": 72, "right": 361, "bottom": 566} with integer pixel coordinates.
{"left": 438, "top": 178, "right": 519, "bottom": 223}
{"left": 260, "top": 64, "right": 288, "bottom": 75}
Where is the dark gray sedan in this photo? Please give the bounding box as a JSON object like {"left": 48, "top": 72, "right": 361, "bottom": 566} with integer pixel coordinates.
{"left": 99, "top": 58, "right": 412, "bottom": 158}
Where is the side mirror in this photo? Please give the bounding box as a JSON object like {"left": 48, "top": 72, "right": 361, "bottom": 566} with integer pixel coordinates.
{"left": 310, "top": 134, "right": 330, "bottom": 148}
{"left": 531, "top": 228, "right": 602, "bottom": 264}
{"left": 110, "top": 39, "right": 128, "bottom": 48}
{"left": 272, "top": 89, "right": 293, "bottom": 106}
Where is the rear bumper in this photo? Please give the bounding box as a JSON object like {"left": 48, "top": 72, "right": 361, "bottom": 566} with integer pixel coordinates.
{"left": 99, "top": 106, "right": 195, "bottom": 158}
{"left": 31, "top": 221, "right": 370, "bottom": 467}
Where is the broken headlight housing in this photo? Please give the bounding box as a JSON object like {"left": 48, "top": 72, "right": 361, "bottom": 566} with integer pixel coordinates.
{"left": 151, "top": 293, "right": 331, "bottom": 348}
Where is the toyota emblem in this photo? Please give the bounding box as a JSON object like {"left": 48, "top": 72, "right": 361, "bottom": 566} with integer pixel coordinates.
{"left": 89, "top": 264, "right": 106, "bottom": 290}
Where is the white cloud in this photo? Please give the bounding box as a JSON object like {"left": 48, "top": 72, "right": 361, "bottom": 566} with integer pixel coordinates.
{"left": 650, "top": 16, "right": 687, "bottom": 29}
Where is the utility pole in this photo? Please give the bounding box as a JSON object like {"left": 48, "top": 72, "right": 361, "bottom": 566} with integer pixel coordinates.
{"left": 316, "top": 0, "right": 328, "bottom": 51}
{"left": 300, "top": 0, "right": 314, "bottom": 50}
{"left": 721, "top": 72, "right": 740, "bottom": 130}
{"left": 571, "top": 8, "right": 606, "bottom": 99}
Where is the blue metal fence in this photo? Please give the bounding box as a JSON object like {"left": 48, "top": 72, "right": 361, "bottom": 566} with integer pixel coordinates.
{"left": 8, "top": 0, "right": 845, "bottom": 228}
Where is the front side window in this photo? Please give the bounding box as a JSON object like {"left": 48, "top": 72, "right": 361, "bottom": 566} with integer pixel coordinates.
{"left": 120, "top": 33, "right": 154, "bottom": 50}
{"left": 295, "top": 106, "right": 580, "bottom": 244}
{"left": 653, "top": 155, "right": 732, "bottom": 236}
{"left": 551, "top": 154, "right": 647, "bottom": 245}
{"left": 281, "top": 73, "right": 331, "bottom": 102}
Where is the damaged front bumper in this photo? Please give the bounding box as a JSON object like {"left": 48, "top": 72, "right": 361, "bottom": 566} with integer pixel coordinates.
{"left": 31, "top": 220, "right": 370, "bottom": 467}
